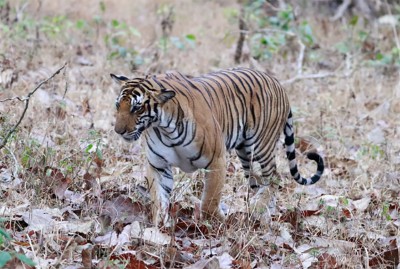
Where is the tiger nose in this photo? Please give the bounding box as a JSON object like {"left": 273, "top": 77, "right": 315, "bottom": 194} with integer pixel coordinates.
{"left": 114, "top": 125, "right": 126, "bottom": 135}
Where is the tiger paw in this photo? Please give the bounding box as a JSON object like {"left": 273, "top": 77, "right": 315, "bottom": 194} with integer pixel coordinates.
{"left": 201, "top": 207, "right": 226, "bottom": 223}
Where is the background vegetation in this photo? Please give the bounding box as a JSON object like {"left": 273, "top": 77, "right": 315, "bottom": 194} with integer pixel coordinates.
{"left": 0, "top": 0, "right": 399, "bottom": 268}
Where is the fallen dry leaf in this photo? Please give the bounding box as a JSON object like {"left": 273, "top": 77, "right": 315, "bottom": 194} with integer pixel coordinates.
{"left": 142, "top": 227, "right": 171, "bottom": 245}
{"left": 369, "top": 238, "right": 399, "bottom": 267}
{"left": 81, "top": 246, "right": 93, "bottom": 269}
{"left": 101, "top": 195, "right": 148, "bottom": 224}
{"left": 21, "top": 208, "right": 63, "bottom": 231}
{"left": 94, "top": 223, "right": 133, "bottom": 246}
{"left": 296, "top": 137, "right": 317, "bottom": 153}
{"left": 174, "top": 219, "right": 209, "bottom": 238}
{"left": 185, "top": 256, "right": 220, "bottom": 269}
{"left": 109, "top": 252, "right": 158, "bottom": 269}
{"left": 351, "top": 197, "right": 371, "bottom": 212}
{"left": 316, "top": 253, "right": 339, "bottom": 268}
{"left": 326, "top": 156, "right": 358, "bottom": 179}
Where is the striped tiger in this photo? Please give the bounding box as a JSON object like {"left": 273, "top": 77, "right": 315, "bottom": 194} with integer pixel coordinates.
{"left": 111, "top": 67, "right": 324, "bottom": 225}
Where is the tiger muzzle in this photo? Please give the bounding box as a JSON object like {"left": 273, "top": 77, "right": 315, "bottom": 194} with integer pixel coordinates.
{"left": 114, "top": 125, "right": 127, "bottom": 135}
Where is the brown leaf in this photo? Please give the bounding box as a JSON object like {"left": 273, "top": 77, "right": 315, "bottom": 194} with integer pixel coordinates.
{"left": 163, "top": 246, "right": 194, "bottom": 266}
{"left": 297, "top": 137, "right": 315, "bottom": 153}
{"left": 341, "top": 208, "right": 352, "bottom": 219}
{"left": 272, "top": 210, "right": 298, "bottom": 228}
{"left": 55, "top": 105, "right": 66, "bottom": 120}
{"left": 326, "top": 156, "right": 358, "bottom": 178}
{"left": 369, "top": 238, "right": 399, "bottom": 267}
{"left": 83, "top": 172, "right": 101, "bottom": 196}
{"left": 174, "top": 219, "right": 209, "bottom": 238}
{"left": 93, "top": 155, "right": 104, "bottom": 179}
{"left": 81, "top": 247, "right": 93, "bottom": 269}
{"left": 232, "top": 259, "right": 252, "bottom": 269}
{"left": 301, "top": 210, "right": 321, "bottom": 217}
{"left": 40, "top": 166, "right": 72, "bottom": 199}
{"left": 364, "top": 100, "right": 380, "bottom": 111}
{"left": 226, "top": 212, "right": 260, "bottom": 230}
{"left": 2, "top": 257, "right": 35, "bottom": 269}
{"left": 93, "top": 155, "right": 104, "bottom": 168}
{"left": 101, "top": 196, "right": 149, "bottom": 224}
{"left": 82, "top": 97, "right": 91, "bottom": 116}
{"left": 316, "top": 253, "right": 339, "bottom": 268}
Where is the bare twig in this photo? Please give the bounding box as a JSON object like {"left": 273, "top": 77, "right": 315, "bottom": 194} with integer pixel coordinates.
{"left": 282, "top": 72, "right": 339, "bottom": 86}
{"left": 296, "top": 38, "right": 306, "bottom": 76}
{"left": 4, "top": 146, "right": 20, "bottom": 179}
{"left": 239, "top": 28, "right": 296, "bottom": 37}
{"left": 331, "top": 0, "right": 352, "bottom": 21}
{"left": 62, "top": 63, "right": 69, "bottom": 99}
{"left": 282, "top": 62, "right": 358, "bottom": 85}
{"left": 384, "top": 0, "right": 400, "bottom": 52}
{"left": 0, "top": 96, "right": 25, "bottom": 102}
{"left": 234, "top": 6, "right": 247, "bottom": 64}
{"left": 0, "top": 63, "right": 67, "bottom": 150}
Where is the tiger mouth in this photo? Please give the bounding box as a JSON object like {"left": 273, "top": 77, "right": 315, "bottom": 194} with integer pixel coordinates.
{"left": 122, "top": 131, "right": 141, "bottom": 141}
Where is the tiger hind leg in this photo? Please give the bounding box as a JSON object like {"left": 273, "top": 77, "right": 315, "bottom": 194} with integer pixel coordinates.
{"left": 236, "top": 144, "right": 279, "bottom": 188}
{"left": 236, "top": 144, "right": 279, "bottom": 216}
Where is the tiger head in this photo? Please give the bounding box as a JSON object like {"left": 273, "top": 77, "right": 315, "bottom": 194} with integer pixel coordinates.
{"left": 110, "top": 74, "right": 175, "bottom": 141}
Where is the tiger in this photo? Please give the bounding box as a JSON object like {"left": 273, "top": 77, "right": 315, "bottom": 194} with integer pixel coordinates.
{"left": 110, "top": 67, "right": 324, "bottom": 225}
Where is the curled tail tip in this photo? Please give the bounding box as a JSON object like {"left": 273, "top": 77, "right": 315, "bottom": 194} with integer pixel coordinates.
{"left": 306, "top": 152, "right": 325, "bottom": 175}
{"left": 296, "top": 152, "right": 324, "bottom": 185}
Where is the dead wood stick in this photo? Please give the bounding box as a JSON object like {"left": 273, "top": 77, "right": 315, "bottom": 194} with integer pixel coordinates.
{"left": 281, "top": 70, "right": 356, "bottom": 86}
{"left": 282, "top": 72, "right": 335, "bottom": 85}
{"left": 0, "top": 63, "right": 68, "bottom": 150}
{"left": 234, "top": 6, "right": 247, "bottom": 64}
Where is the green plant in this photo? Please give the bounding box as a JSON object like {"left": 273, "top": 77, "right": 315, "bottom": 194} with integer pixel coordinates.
{"left": 357, "top": 143, "right": 384, "bottom": 160}
{"left": 0, "top": 220, "right": 35, "bottom": 267}
{"left": 336, "top": 15, "right": 400, "bottom": 68}
{"left": 382, "top": 202, "right": 392, "bottom": 221}
{"left": 40, "top": 15, "right": 73, "bottom": 39}
{"left": 244, "top": 3, "right": 316, "bottom": 60}
{"left": 339, "top": 197, "right": 350, "bottom": 206}
{"left": 368, "top": 47, "right": 400, "bottom": 67}
{"left": 81, "top": 129, "right": 105, "bottom": 164}
{"left": 20, "top": 139, "right": 41, "bottom": 168}
{"left": 335, "top": 16, "right": 365, "bottom": 55}
{"left": 0, "top": 13, "right": 37, "bottom": 40}
{"left": 104, "top": 18, "right": 142, "bottom": 62}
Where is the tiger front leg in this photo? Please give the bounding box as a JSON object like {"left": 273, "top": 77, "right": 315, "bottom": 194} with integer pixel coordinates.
{"left": 201, "top": 156, "right": 226, "bottom": 222}
{"left": 146, "top": 164, "right": 174, "bottom": 226}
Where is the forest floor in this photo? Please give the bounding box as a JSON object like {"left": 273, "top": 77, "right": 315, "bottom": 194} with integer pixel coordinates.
{"left": 0, "top": 0, "right": 399, "bottom": 268}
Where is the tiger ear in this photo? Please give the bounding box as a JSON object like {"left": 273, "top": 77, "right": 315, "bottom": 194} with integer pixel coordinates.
{"left": 110, "top": 73, "right": 129, "bottom": 85}
{"left": 155, "top": 90, "right": 175, "bottom": 104}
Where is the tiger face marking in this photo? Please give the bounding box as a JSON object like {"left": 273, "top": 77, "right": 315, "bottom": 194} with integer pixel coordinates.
{"left": 111, "top": 74, "right": 175, "bottom": 141}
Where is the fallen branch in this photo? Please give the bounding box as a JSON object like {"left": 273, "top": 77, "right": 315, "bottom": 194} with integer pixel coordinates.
{"left": 282, "top": 72, "right": 336, "bottom": 86}
{"left": 0, "top": 63, "right": 68, "bottom": 150}
{"left": 283, "top": 38, "right": 356, "bottom": 85}
{"left": 282, "top": 67, "right": 355, "bottom": 86}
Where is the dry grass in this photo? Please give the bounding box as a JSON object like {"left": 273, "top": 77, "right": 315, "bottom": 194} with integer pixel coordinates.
{"left": 0, "top": 0, "right": 399, "bottom": 268}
